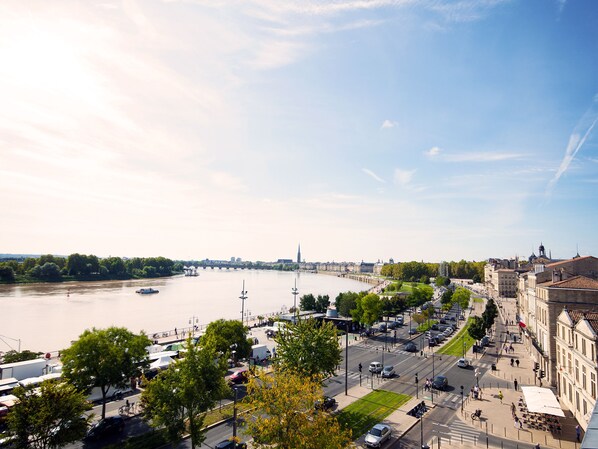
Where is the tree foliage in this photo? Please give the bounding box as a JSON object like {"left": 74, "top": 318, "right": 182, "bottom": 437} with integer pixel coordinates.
{"left": 351, "top": 293, "right": 382, "bottom": 326}
{"left": 274, "top": 319, "right": 341, "bottom": 378}
{"left": 141, "top": 338, "right": 229, "bottom": 449}
{"left": 451, "top": 287, "right": 471, "bottom": 310}
{"left": 468, "top": 316, "right": 486, "bottom": 341}
{"left": 6, "top": 381, "right": 92, "bottom": 449}
{"left": 407, "top": 285, "right": 434, "bottom": 308}
{"left": 334, "top": 291, "right": 361, "bottom": 317}
{"left": 300, "top": 294, "right": 316, "bottom": 311}
{"left": 245, "top": 370, "right": 352, "bottom": 449}
{"left": 1, "top": 350, "right": 43, "bottom": 364}
{"left": 61, "top": 327, "right": 150, "bottom": 419}
{"left": 201, "top": 319, "right": 251, "bottom": 360}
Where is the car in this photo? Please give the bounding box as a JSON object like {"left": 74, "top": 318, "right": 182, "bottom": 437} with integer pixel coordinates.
{"left": 431, "top": 324, "right": 439, "bottom": 331}
{"left": 480, "top": 336, "right": 490, "bottom": 347}
{"left": 84, "top": 416, "right": 125, "bottom": 441}
{"left": 215, "top": 440, "right": 248, "bottom": 449}
{"left": 364, "top": 423, "right": 392, "bottom": 447}
{"left": 229, "top": 370, "right": 249, "bottom": 384}
{"left": 408, "top": 328, "right": 418, "bottom": 335}
{"left": 457, "top": 358, "right": 470, "bottom": 368}
{"left": 404, "top": 342, "right": 417, "bottom": 352}
{"left": 395, "top": 316, "right": 404, "bottom": 325}
{"left": 432, "top": 375, "right": 448, "bottom": 390}
{"left": 381, "top": 366, "right": 396, "bottom": 378}
{"left": 378, "top": 323, "right": 387, "bottom": 333}
{"left": 439, "top": 318, "right": 447, "bottom": 324}
{"left": 369, "top": 362, "right": 383, "bottom": 374}
{"left": 315, "top": 395, "right": 337, "bottom": 411}
{"left": 387, "top": 321, "right": 397, "bottom": 330}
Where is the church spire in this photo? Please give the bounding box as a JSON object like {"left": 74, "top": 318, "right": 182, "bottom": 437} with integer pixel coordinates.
{"left": 297, "top": 244, "right": 301, "bottom": 264}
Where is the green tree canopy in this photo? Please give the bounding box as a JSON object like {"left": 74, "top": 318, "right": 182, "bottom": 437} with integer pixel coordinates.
{"left": 1, "top": 350, "right": 43, "bottom": 364}
{"left": 274, "top": 318, "right": 341, "bottom": 378}
{"left": 201, "top": 319, "right": 251, "bottom": 360}
{"left": 314, "top": 295, "right": 330, "bottom": 313}
{"left": 141, "top": 338, "right": 229, "bottom": 449}
{"left": 300, "top": 294, "right": 316, "bottom": 311}
{"left": 334, "top": 291, "right": 361, "bottom": 317}
{"left": 468, "top": 316, "right": 486, "bottom": 341}
{"left": 6, "top": 381, "right": 92, "bottom": 449}
{"left": 61, "top": 327, "right": 150, "bottom": 419}
{"left": 351, "top": 293, "right": 382, "bottom": 326}
{"left": 452, "top": 287, "right": 472, "bottom": 310}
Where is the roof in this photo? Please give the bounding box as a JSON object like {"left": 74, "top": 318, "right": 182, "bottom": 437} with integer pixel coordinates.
{"left": 566, "top": 310, "right": 598, "bottom": 336}
{"left": 545, "top": 275, "right": 598, "bottom": 290}
{"left": 545, "top": 255, "right": 598, "bottom": 268}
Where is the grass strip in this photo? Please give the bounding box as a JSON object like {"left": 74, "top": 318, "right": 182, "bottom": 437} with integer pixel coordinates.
{"left": 436, "top": 318, "right": 475, "bottom": 357}
{"left": 337, "top": 390, "right": 411, "bottom": 438}
{"left": 473, "top": 297, "right": 484, "bottom": 303}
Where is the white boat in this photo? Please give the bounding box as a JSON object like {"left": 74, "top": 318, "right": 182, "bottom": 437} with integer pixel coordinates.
{"left": 135, "top": 288, "right": 159, "bottom": 294}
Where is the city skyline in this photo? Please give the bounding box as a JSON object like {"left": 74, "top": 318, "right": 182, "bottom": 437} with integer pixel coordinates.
{"left": 1, "top": 1, "right": 597, "bottom": 263}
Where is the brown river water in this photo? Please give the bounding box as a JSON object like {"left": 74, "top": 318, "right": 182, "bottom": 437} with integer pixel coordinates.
{"left": 0, "top": 270, "right": 371, "bottom": 353}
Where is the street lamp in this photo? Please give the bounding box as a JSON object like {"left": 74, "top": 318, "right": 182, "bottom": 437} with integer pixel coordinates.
{"left": 292, "top": 279, "right": 299, "bottom": 321}
{"left": 232, "top": 385, "right": 239, "bottom": 447}
{"left": 239, "top": 281, "right": 248, "bottom": 326}
{"left": 415, "top": 372, "right": 419, "bottom": 399}
{"left": 460, "top": 385, "right": 464, "bottom": 412}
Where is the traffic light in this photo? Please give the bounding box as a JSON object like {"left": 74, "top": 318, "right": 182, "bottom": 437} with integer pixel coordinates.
{"left": 415, "top": 373, "right": 419, "bottom": 384}
{"left": 533, "top": 362, "right": 539, "bottom": 372}
{"left": 539, "top": 370, "right": 545, "bottom": 379}
{"left": 358, "top": 363, "right": 362, "bottom": 373}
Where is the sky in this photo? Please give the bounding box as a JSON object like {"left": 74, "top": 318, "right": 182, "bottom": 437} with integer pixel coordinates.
{"left": 1, "top": 0, "right": 597, "bottom": 263}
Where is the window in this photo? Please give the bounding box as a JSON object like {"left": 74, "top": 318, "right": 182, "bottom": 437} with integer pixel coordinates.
{"left": 582, "top": 338, "right": 586, "bottom": 356}
{"left": 568, "top": 353, "right": 572, "bottom": 374}
{"left": 575, "top": 360, "right": 579, "bottom": 382}
{"left": 582, "top": 365, "right": 587, "bottom": 390}
{"left": 591, "top": 373, "right": 596, "bottom": 400}
{"left": 576, "top": 391, "right": 580, "bottom": 411}
{"left": 584, "top": 399, "right": 587, "bottom": 416}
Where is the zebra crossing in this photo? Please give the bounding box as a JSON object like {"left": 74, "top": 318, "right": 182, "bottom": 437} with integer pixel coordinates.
{"left": 432, "top": 418, "right": 483, "bottom": 445}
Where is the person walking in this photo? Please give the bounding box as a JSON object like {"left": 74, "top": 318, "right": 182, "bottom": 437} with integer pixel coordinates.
{"left": 498, "top": 390, "right": 504, "bottom": 404}
{"left": 510, "top": 358, "right": 514, "bottom": 366}
{"left": 514, "top": 379, "right": 518, "bottom": 391}
{"left": 576, "top": 424, "right": 582, "bottom": 442}
{"left": 516, "top": 359, "right": 520, "bottom": 368}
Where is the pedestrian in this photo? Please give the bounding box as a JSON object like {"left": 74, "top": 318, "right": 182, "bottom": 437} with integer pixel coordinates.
{"left": 514, "top": 379, "right": 518, "bottom": 391}
{"left": 510, "top": 358, "right": 514, "bottom": 366}
{"left": 516, "top": 359, "right": 520, "bottom": 368}
{"left": 535, "top": 443, "right": 540, "bottom": 449}
{"left": 174, "top": 327, "right": 178, "bottom": 336}
{"left": 510, "top": 344, "right": 514, "bottom": 353}
{"left": 498, "top": 390, "right": 503, "bottom": 403}
{"left": 576, "top": 424, "right": 581, "bottom": 442}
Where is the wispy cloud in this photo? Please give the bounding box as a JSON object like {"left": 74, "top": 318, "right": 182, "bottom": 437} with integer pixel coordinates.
{"left": 546, "top": 101, "right": 598, "bottom": 196}
{"left": 362, "top": 168, "right": 386, "bottom": 183}
{"left": 381, "top": 119, "right": 398, "bottom": 129}
{"left": 424, "top": 146, "right": 441, "bottom": 158}
{"left": 393, "top": 168, "right": 416, "bottom": 186}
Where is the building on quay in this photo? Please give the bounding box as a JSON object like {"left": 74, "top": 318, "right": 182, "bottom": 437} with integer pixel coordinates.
{"left": 555, "top": 309, "right": 598, "bottom": 430}
{"left": 517, "top": 255, "right": 598, "bottom": 388}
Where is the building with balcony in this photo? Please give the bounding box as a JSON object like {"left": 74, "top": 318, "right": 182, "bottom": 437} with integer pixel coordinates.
{"left": 555, "top": 309, "right": 598, "bottom": 430}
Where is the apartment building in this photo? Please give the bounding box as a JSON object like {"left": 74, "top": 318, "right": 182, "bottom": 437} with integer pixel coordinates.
{"left": 517, "top": 256, "right": 598, "bottom": 387}
{"left": 555, "top": 309, "right": 598, "bottom": 430}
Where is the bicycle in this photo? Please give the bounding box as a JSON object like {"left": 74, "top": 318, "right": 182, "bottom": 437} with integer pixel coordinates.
{"left": 119, "top": 401, "right": 136, "bottom": 415}
{"left": 471, "top": 409, "right": 482, "bottom": 420}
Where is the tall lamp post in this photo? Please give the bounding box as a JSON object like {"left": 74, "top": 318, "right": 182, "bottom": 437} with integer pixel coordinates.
{"left": 460, "top": 385, "right": 464, "bottom": 412}
{"left": 292, "top": 279, "right": 299, "bottom": 322}
{"left": 232, "top": 385, "right": 239, "bottom": 447}
{"left": 239, "top": 281, "right": 248, "bottom": 326}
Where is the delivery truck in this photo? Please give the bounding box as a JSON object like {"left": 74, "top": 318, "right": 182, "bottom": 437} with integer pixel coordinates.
{"left": 0, "top": 359, "right": 48, "bottom": 381}
{"left": 250, "top": 344, "right": 271, "bottom": 363}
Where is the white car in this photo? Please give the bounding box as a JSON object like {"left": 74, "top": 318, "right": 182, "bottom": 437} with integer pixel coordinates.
{"left": 365, "top": 423, "right": 391, "bottom": 447}
{"left": 457, "top": 358, "right": 470, "bottom": 368}
{"left": 369, "top": 361, "right": 383, "bottom": 374}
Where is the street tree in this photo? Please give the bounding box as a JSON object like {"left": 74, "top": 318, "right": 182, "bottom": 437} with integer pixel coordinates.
{"left": 61, "top": 327, "right": 150, "bottom": 419}
{"left": 1, "top": 350, "right": 43, "bottom": 364}
{"left": 334, "top": 291, "right": 360, "bottom": 317}
{"left": 351, "top": 293, "right": 382, "bottom": 327}
{"left": 314, "top": 294, "right": 330, "bottom": 313}
{"left": 452, "top": 287, "right": 471, "bottom": 311}
{"left": 468, "top": 316, "right": 486, "bottom": 342}
{"left": 245, "top": 370, "right": 352, "bottom": 449}
{"left": 274, "top": 318, "right": 341, "bottom": 378}
{"left": 6, "top": 381, "right": 92, "bottom": 449}
{"left": 300, "top": 294, "right": 316, "bottom": 311}
{"left": 141, "top": 338, "right": 229, "bottom": 449}
{"left": 201, "top": 319, "right": 252, "bottom": 360}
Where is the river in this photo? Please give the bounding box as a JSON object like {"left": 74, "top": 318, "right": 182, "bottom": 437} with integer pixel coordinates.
{"left": 0, "top": 270, "right": 372, "bottom": 353}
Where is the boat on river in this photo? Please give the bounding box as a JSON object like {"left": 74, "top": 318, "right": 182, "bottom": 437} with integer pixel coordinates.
{"left": 135, "top": 288, "right": 159, "bottom": 294}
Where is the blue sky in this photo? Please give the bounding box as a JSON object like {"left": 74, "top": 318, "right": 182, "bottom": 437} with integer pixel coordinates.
{"left": 1, "top": 0, "right": 597, "bottom": 263}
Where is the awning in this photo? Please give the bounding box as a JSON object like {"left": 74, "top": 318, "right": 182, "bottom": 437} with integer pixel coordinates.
{"left": 149, "top": 356, "right": 174, "bottom": 370}
{"left": 521, "top": 386, "right": 565, "bottom": 417}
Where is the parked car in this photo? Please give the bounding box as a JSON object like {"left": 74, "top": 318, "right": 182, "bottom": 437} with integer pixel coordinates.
{"left": 480, "top": 336, "right": 490, "bottom": 347}
{"left": 315, "top": 395, "right": 337, "bottom": 411}
{"left": 229, "top": 370, "right": 249, "bottom": 385}
{"left": 387, "top": 321, "right": 397, "bottom": 330}
{"left": 365, "top": 423, "right": 392, "bottom": 447}
{"left": 215, "top": 440, "right": 248, "bottom": 449}
{"left": 84, "top": 416, "right": 125, "bottom": 441}
{"left": 381, "top": 366, "right": 396, "bottom": 378}
{"left": 404, "top": 342, "right": 417, "bottom": 352}
{"left": 432, "top": 375, "right": 448, "bottom": 390}
{"left": 457, "top": 358, "right": 470, "bottom": 368}
{"left": 408, "top": 328, "right": 418, "bottom": 335}
{"left": 369, "top": 361, "right": 383, "bottom": 374}
{"left": 378, "top": 323, "right": 387, "bottom": 333}
{"left": 396, "top": 316, "right": 404, "bottom": 325}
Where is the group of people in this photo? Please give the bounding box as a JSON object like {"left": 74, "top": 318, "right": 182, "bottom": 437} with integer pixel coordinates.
{"left": 511, "top": 402, "right": 524, "bottom": 429}
{"left": 471, "top": 385, "right": 482, "bottom": 400}
{"left": 510, "top": 358, "right": 520, "bottom": 367}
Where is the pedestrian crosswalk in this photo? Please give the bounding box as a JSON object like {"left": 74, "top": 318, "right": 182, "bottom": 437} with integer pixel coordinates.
{"left": 432, "top": 418, "right": 483, "bottom": 445}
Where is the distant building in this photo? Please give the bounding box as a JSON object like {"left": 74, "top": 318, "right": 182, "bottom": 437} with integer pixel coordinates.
{"left": 297, "top": 244, "right": 301, "bottom": 264}
{"left": 438, "top": 261, "right": 449, "bottom": 277}
{"left": 357, "top": 262, "right": 375, "bottom": 274}
{"left": 555, "top": 308, "right": 598, "bottom": 430}
{"left": 277, "top": 259, "right": 293, "bottom": 264}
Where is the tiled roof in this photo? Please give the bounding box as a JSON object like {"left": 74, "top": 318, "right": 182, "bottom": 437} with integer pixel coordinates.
{"left": 567, "top": 310, "right": 598, "bottom": 335}
{"left": 545, "top": 275, "right": 598, "bottom": 290}
{"left": 545, "top": 255, "right": 597, "bottom": 268}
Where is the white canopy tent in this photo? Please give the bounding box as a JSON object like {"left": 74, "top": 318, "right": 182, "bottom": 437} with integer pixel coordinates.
{"left": 149, "top": 356, "right": 175, "bottom": 370}
{"left": 521, "top": 386, "right": 565, "bottom": 417}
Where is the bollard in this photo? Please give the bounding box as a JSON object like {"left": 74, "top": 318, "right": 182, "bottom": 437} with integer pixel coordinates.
{"left": 486, "top": 436, "right": 489, "bottom": 448}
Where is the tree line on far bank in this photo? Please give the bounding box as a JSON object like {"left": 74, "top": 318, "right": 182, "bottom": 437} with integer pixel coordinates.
{"left": 380, "top": 259, "right": 484, "bottom": 283}
{"left": 0, "top": 254, "right": 180, "bottom": 284}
